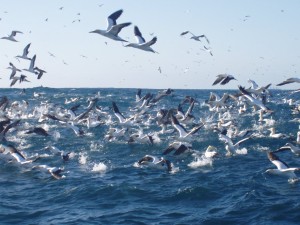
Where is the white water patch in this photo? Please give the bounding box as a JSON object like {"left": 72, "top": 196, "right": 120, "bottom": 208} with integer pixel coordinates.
{"left": 51, "top": 130, "right": 61, "bottom": 141}
{"left": 257, "top": 146, "right": 270, "bottom": 152}
{"left": 188, "top": 156, "right": 213, "bottom": 168}
{"left": 235, "top": 148, "right": 248, "bottom": 155}
{"left": 90, "top": 141, "right": 104, "bottom": 151}
{"left": 79, "top": 152, "right": 88, "bottom": 165}
{"left": 91, "top": 162, "right": 107, "bottom": 173}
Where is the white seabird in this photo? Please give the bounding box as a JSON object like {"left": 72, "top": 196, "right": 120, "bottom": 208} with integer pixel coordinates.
{"left": 32, "top": 164, "right": 65, "bottom": 179}
{"left": 137, "top": 155, "right": 172, "bottom": 171}
{"left": 16, "top": 43, "right": 32, "bottom": 60}
{"left": 238, "top": 86, "right": 272, "bottom": 113}
{"left": 1, "top": 30, "right": 23, "bottom": 42}
{"left": 274, "top": 143, "right": 300, "bottom": 156}
{"left": 23, "top": 54, "right": 36, "bottom": 74}
{"left": 171, "top": 115, "right": 203, "bottom": 140}
{"left": 266, "top": 151, "right": 300, "bottom": 181}
{"left": 89, "top": 9, "right": 131, "bottom": 42}
{"left": 125, "top": 26, "right": 158, "bottom": 53}
{"left": 7, "top": 62, "right": 21, "bottom": 79}
{"left": 218, "top": 132, "right": 251, "bottom": 156}
{"left": 180, "top": 31, "right": 210, "bottom": 44}
{"left": 276, "top": 78, "right": 300, "bottom": 86}
{"left": 212, "top": 74, "right": 236, "bottom": 85}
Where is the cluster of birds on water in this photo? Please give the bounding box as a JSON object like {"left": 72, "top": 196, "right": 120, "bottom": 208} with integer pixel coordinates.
{"left": 0, "top": 73, "right": 300, "bottom": 181}
{"left": 1, "top": 8, "right": 300, "bottom": 182}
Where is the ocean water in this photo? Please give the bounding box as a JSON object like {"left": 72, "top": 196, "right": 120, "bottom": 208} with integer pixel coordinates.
{"left": 0, "top": 87, "right": 300, "bottom": 225}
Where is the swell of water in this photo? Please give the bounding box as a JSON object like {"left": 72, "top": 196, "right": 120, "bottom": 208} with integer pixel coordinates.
{"left": 0, "top": 87, "right": 300, "bottom": 225}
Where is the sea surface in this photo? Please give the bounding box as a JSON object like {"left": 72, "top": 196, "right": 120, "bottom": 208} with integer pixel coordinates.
{"left": 0, "top": 87, "right": 300, "bottom": 225}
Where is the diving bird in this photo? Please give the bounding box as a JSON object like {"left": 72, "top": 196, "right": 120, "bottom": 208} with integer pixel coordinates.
{"left": 276, "top": 78, "right": 300, "bottom": 86}
{"left": 1, "top": 30, "right": 23, "bottom": 42}
{"left": 266, "top": 151, "right": 300, "bottom": 181}
{"left": 125, "top": 26, "right": 158, "bottom": 53}
{"left": 16, "top": 43, "right": 31, "bottom": 60}
{"left": 212, "top": 74, "right": 236, "bottom": 85}
{"left": 89, "top": 9, "right": 131, "bottom": 42}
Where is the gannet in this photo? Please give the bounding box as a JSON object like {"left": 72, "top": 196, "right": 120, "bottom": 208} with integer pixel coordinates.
{"left": 276, "top": 78, "right": 300, "bottom": 86}
{"left": 137, "top": 155, "right": 172, "bottom": 171}
{"left": 266, "top": 152, "right": 300, "bottom": 181}
{"left": 125, "top": 26, "right": 157, "bottom": 53}
{"left": 212, "top": 74, "right": 236, "bottom": 85}
{"left": 274, "top": 143, "right": 300, "bottom": 156}
{"left": 7, "top": 62, "right": 21, "bottom": 79}
{"left": 89, "top": 9, "right": 131, "bottom": 42}
{"left": 23, "top": 55, "right": 36, "bottom": 74}
{"left": 16, "top": 43, "right": 31, "bottom": 60}
{"left": 1, "top": 30, "right": 23, "bottom": 42}
{"left": 171, "top": 115, "right": 203, "bottom": 140}
{"left": 180, "top": 31, "right": 210, "bottom": 44}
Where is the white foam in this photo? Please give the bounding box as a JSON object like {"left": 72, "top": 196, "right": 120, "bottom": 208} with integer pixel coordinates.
{"left": 92, "top": 162, "right": 107, "bottom": 173}
{"left": 235, "top": 148, "right": 248, "bottom": 155}
{"left": 188, "top": 156, "right": 213, "bottom": 168}
{"left": 78, "top": 153, "right": 88, "bottom": 165}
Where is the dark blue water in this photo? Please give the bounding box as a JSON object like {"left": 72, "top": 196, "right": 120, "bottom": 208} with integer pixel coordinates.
{"left": 0, "top": 87, "right": 300, "bottom": 225}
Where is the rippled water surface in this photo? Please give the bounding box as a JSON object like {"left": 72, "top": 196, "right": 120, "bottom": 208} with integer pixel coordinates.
{"left": 0, "top": 87, "right": 300, "bottom": 225}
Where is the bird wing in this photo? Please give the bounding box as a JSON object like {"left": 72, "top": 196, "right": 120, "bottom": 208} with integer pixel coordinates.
{"left": 134, "top": 26, "right": 145, "bottom": 44}
{"left": 23, "top": 43, "right": 31, "bottom": 56}
{"left": 212, "top": 74, "right": 226, "bottom": 85}
{"left": 276, "top": 78, "right": 300, "bottom": 86}
{"left": 162, "top": 145, "right": 175, "bottom": 155}
{"left": 174, "top": 144, "right": 189, "bottom": 155}
{"left": 171, "top": 115, "right": 188, "bottom": 137}
{"left": 141, "top": 37, "right": 157, "bottom": 47}
{"left": 106, "top": 9, "right": 123, "bottom": 30}
{"left": 268, "top": 152, "right": 289, "bottom": 170}
{"left": 112, "top": 102, "right": 126, "bottom": 123}
{"left": 109, "top": 22, "right": 131, "bottom": 35}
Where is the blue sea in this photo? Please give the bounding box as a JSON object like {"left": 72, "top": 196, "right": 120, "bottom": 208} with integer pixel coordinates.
{"left": 0, "top": 87, "right": 300, "bottom": 225}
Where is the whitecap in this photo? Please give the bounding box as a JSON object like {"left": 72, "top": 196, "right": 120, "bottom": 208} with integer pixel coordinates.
{"left": 235, "top": 148, "right": 248, "bottom": 155}
{"left": 188, "top": 156, "right": 213, "bottom": 168}
{"left": 92, "top": 162, "right": 107, "bottom": 173}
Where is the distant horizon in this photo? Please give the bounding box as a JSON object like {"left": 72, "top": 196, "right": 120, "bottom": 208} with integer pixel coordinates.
{"left": 1, "top": 1, "right": 299, "bottom": 90}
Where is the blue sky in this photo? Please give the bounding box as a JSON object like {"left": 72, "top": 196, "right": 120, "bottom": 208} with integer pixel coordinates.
{"left": 0, "top": 0, "right": 299, "bottom": 89}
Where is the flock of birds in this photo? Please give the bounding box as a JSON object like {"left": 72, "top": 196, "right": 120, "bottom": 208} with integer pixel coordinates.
{"left": 2, "top": 34, "right": 47, "bottom": 87}
{"left": 2, "top": 8, "right": 215, "bottom": 88}
{"left": 1, "top": 8, "right": 300, "bottom": 182}
{"left": 0, "top": 74, "right": 300, "bottom": 181}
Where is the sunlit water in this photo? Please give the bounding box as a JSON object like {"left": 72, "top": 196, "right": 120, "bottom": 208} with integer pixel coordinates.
{"left": 0, "top": 87, "right": 300, "bottom": 225}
